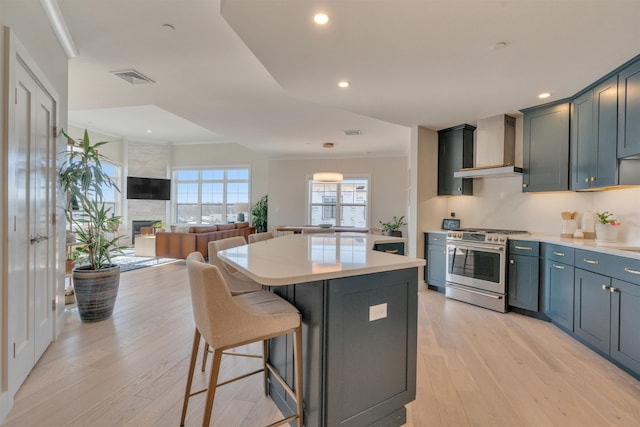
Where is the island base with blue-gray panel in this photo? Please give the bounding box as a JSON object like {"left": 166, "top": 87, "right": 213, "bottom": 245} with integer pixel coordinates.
{"left": 268, "top": 267, "right": 418, "bottom": 427}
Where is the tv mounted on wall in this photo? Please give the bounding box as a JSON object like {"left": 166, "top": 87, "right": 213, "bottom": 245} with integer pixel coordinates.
{"left": 126, "top": 176, "right": 171, "bottom": 200}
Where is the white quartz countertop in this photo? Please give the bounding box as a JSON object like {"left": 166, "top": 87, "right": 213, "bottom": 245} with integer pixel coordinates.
{"left": 426, "top": 230, "right": 640, "bottom": 260}
{"left": 218, "top": 233, "right": 425, "bottom": 286}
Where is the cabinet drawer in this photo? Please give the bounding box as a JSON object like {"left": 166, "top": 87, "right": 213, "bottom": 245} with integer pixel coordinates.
{"left": 542, "top": 243, "right": 574, "bottom": 264}
{"left": 614, "top": 256, "right": 640, "bottom": 286}
{"left": 509, "top": 240, "right": 539, "bottom": 257}
{"left": 427, "top": 233, "right": 446, "bottom": 246}
{"left": 373, "top": 242, "right": 405, "bottom": 256}
{"left": 575, "top": 249, "right": 616, "bottom": 276}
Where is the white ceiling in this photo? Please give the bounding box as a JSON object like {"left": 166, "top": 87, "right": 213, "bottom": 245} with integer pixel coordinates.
{"left": 59, "top": 0, "right": 640, "bottom": 159}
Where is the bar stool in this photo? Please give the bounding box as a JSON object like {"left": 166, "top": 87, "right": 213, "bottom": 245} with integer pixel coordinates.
{"left": 208, "top": 237, "right": 262, "bottom": 294}
{"left": 181, "top": 252, "right": 304, "bottom": 427}
{"left": 248, "top": 231, "right": 275, "bottom": 243}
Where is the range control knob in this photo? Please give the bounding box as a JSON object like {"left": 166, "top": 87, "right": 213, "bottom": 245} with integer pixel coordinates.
{"left": 499, "top": 237, "right": 506, "bottom": 242}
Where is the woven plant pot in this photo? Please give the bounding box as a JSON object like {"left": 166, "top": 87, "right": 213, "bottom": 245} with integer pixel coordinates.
{"left": 72, "top": 265, "right": 120, "bottom": 323}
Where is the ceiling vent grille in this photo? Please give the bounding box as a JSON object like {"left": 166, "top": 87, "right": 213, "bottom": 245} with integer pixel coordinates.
{"left": 111, "top": 69, "right": 155, "bottom": 85}
{"left": 344, "top": 129, "right": 361, "bottom": 136}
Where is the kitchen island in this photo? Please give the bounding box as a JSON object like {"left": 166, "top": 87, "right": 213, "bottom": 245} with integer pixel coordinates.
{"left": 219, "top": 233, "right": 425, "bottom": 427}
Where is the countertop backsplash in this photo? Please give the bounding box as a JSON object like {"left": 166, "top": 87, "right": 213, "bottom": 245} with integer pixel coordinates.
{"left": 444, "top": 176, "right": 640, "bottom": 245}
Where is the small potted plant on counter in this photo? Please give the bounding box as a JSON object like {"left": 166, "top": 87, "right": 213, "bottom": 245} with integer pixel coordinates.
{"left": 595, "top": 211, "right": 621, "bottom": 243}
{"left": 379, "top": 215, "right": 407, "bottom": 237}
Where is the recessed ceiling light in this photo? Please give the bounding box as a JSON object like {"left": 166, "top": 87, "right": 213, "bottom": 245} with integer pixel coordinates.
{"left": 146, "top": 130, "right": 152, "bottom": 133}
{"left": 538, "top": 92, "right": 551, "bottom": 99}
{"left": 314, "top": 13, "right": 329, "bottom": 25}
{"left": 338, "top": 81, "right": 350, "bottom": 88}
{"left": 323, "top": 142, "right": 335, "bottom": 148}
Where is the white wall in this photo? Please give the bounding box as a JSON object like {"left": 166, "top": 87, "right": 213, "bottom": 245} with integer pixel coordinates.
{"left": 268, "top": 156, "right": 408, "bottom": 233}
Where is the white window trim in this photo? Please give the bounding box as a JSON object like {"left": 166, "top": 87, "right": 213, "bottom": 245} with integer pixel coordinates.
{"left": 306, "top": 174, "right": 371, "bottom": 227}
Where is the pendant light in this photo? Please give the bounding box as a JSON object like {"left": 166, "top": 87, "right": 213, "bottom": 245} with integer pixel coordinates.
{"left": 313, "top": 172, "right": 344, "bottom": 183}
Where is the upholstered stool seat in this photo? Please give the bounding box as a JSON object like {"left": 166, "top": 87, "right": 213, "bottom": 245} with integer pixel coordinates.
{"left": 181, "top": 252, "right": 303, "bottom": 427}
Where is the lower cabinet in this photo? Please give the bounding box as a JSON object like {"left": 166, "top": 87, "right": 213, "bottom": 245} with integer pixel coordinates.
{"left": 508, "top": 241, "right": 540, "bottom": 311}
{"left": 373, "top": 242, "right": 405, "bottom": 256}
{"left": 610, "top": 278, "right": 640, "bottom": 374}
{"left": 574, "top": 269, "right": 611, "bottom": 354}
{"left": 541, "top": 244, "right": 575, "bottom": 331}
{"left": 425, "top": 233, "right": 446, "bottom": 290}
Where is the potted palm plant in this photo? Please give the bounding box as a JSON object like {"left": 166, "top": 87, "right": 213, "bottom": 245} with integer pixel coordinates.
{"left": 379, "top": 215, "right": 407, "bottom": 237}
{"left": 251, "top": 194, "right": 268, "bottom": 232}
{"left": 59, "top": 129, "right": 124, "bottom": 322}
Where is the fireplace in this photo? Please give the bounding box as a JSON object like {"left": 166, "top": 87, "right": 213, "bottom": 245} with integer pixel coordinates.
{"left": 131, "top": 220, "right": 159, "bottom": 244}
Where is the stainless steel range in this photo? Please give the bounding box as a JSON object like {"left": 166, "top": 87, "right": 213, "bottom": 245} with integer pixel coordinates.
{"left": 445, "top": 229, "right": 528, "bottom": 312}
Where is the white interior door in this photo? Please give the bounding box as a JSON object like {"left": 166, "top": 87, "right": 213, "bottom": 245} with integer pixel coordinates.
{"left": 8, "top": 57, "right": 55, "bottom": 392}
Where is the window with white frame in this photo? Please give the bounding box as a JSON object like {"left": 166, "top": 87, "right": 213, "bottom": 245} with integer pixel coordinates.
{"left": 173, "top": 167, "right": 250, "bottom": 224}
{"left": 100, "top": 162, "right": 120, "bottom": 217}
{"left": 308, "top": 178, "right": 369, "bottom": 227}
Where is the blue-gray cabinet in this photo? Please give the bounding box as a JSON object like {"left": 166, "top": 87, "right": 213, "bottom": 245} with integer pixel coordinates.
{"left": 373, "top": 242, "right": 405, "bottom": 256}
{"left": 574, "top": 268, "right": 611, "bottom": 354}
{"left": 507, "top": 240, "right": 540, "bottom": 311}
{"left": 425, "top": 233, "right": 446, "bottom": 290}
{"left": 541, "top": 244, "right": 575, "bottom": 331}
{"left": 571, "top": 75, "right": 618, "bottom": 190}
{"left": 618, "top": 59, "right": 640, "bottom": 158}
{"left": 521, "top": 102, "right": 570, "bottom": 192}
{"left": 610, "top": 278, "right": 640, "bottom": 374}
{"left": 437, "top": 125, "right": 474, "bottom": 196}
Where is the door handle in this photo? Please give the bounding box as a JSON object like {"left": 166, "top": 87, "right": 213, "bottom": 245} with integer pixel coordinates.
{"left": 515, "top": 246, "right": 532, "bottom": 251}
{"left": 29, "top": 234, "right": 49, "bottom": 244}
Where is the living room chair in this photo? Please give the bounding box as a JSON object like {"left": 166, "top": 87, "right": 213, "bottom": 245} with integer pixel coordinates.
{"left": 248, "top": 231, "right": 274, "bottom": 243}
{"left": 181, "top": 253, "right": 303, "bottom": 427}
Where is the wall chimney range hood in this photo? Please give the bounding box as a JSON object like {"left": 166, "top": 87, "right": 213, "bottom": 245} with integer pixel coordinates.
{"left": 453, "top": 114, "right": 522, "bottom": 178}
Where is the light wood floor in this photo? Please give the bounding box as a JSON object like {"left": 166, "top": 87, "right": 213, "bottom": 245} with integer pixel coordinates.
{"left": 4, "top": 262, "right": 639, "bottom": 426}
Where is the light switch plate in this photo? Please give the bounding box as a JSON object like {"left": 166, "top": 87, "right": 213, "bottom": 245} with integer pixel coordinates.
{"left": 369, "top": 303, "right": 388, "bottom": 321}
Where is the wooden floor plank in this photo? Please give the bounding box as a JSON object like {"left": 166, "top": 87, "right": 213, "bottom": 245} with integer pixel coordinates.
{"left": 3, "top": 264, "right": 640, "bottom": 426}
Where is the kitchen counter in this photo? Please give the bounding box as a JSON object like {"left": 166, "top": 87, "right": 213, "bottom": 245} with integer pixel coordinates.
{"left": 218, "top": 232, "right": 424, "bottom": 427}
{"left": 219, "top": 232, "right": 422, "bottom": 286}
{"left": 424, "top": 229, "right": 640, "bottom": 259}
{"left": 511, "top": 233, "right": 640, "bottom": 259}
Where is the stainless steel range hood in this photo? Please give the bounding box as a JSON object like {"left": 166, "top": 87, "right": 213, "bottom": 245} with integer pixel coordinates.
{"left": 454, "top": 114, "right": 522, "bottom": 178}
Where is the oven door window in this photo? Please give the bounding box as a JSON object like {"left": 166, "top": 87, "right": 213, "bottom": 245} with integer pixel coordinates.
{"left": 447, "top": 246, "right": 502, "bottom": 284}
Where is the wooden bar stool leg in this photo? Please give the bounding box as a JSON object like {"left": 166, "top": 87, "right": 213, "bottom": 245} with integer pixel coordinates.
{"left": 201, "top": 342, "right": 209, "bottom": 372}
{"left": 202, "top": 348, "right": 223, "bottom": 427}
{"left": 181, "top": 329, "right": 201, "bottom": 426}
{"left": 293, "top": 326, "right": 304, "bottom": 427}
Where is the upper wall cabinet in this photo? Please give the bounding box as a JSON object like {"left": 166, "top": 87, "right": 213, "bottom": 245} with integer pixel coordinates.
{"left": 521, "top": 102, "right": 570, "bottom": 192}
{"left": 571, "top": 75, "right": 618, "bottom": 190}
{"left": 437, "top": 124, "right": 475, "bottom": 196}
{"left": 618, "top": 60, "right": 640, "bottom": 158}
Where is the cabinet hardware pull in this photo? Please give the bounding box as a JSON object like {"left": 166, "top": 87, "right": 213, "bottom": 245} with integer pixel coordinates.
{"left": 509, "top": 259, "right": 515, "bottom": 264}
{"left": 584, "top": 177, "right": 589, "bottom": 183}
{"left": 553, "top": 264, "right": 565, "bottom": 270}
{"left": 584, "top": 259, "right": 599, "bottom": 265}
{"left": 522, "top": 183, "right": 529, "bottom": 188}
{"left": 385, "top": 250, "right": 399, "bottom": 254}
{"left": 515, "top": 246, "right": 532, "bottom": 250}
{"left": 602, "top": 284, "right": 610, "bottom": 291}
{"left": 552, "top": 251, "right": 565, "bottom": 256}
{"left": 457, "top": 187, "right": 462, "bottom": 191}
{"left": 624, "top": 267, "right": 640, "bottom": 275}
{"left": 433, "top": 238, "right": 441, "bottom": 241}
{"left": 590, "top": 177, "right": 596, "bottom": 182}
{"left": 443, "top": 250, "right": 446, "bottom": 254}
{"left": 610, "top": 287, "right": 618, "bottom": 293}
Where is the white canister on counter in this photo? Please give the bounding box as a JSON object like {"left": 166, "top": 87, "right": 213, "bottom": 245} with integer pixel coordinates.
{"left": 561, "top": 219, "right": 577, "bottom": 237}
{"left": 582, "top": 211, "right": 596, "bottom": 239}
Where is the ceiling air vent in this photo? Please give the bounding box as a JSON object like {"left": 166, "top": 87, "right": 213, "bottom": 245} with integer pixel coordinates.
{"left": 111, "top": 69, "right": 155, "bottom": 85}
{"left": 344, "top": 129, "right": 361, "bottom": 136}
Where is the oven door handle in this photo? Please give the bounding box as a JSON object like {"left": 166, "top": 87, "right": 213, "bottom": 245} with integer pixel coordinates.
{"left": 447, "top": 242, "right": 504, "bottom": 252}
{"left": 446, "top": 283, "right": 504, "bottom": 299}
